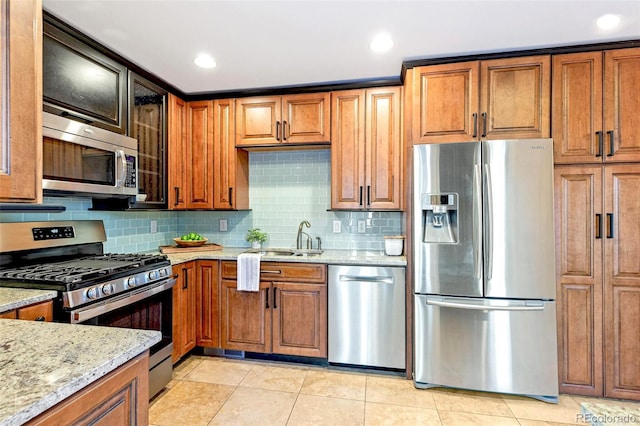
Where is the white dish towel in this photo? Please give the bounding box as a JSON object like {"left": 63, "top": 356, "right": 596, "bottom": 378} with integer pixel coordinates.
{"left": 237, "top": 252, "right": 261, "bottom": 292}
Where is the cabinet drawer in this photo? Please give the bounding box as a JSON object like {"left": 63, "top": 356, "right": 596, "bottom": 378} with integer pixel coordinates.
{"left": 221, "top": 261, "right": 326, "bottom": 283}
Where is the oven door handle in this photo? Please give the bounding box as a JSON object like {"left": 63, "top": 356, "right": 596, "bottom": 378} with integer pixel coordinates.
{"left": 70, "top": 278, "right": 176, "bottom": 324}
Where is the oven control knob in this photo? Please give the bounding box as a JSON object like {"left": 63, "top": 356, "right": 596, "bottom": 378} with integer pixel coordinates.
{"left": 86, "top": 287, "right": 99, "bottom": 300}
{"left": 127, "top": 277, "right": 136, "bottom": 288}
{"left": 159, "top": 268, "right": 167, "bottom": 277}
{"left": 102, "top": 284, "right": 114, "bottom": 295}
{"left": 148, "top": 271, "right": 158, "bottom": 280}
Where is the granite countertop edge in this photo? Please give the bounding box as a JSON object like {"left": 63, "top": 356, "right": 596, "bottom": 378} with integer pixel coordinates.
{"left": 163, "top": 248, "right": 407, "bottom": 267}
{"left": 0, "top": 321, "right": 161, "bottom": 426}
{"left": 0, "top": 289, "right": 57, "bottom": 314}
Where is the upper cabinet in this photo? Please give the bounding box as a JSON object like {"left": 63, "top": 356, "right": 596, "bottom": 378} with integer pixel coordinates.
{"left": 0, "top": 0, "right": 42, "bottom": 203}
{"left": 331, "top": 87, "right": 402, "bottom": 210}
{"left": 42, "top": 20, "right": 127, "bottom": 135}
{"left": 553, "top": 48, "right": 640, "bottom": 164}
{"left": 213, "top": 99, "right": 249, "bottom": 210}
{"left": 167, "top": 94, "right": 188, "bottom": 209}
{"left": 235, "top": 93, "right": 330, "bottom": 147}
{"left": 411, "top": 55, "right": 550, "bottom": 143}
{"left": 128, "top": 72, "right": 168, "bottom": 208}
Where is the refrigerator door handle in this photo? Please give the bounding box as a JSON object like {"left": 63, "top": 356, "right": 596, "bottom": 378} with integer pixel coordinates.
{"left": 473, "top": 164, "right": 482, "bottom": 280}
{"left": 426, "top": 297, "right": 545, "bottom": 311}
{"left": 483, "top": 163, "right": 493, "bottom": 280}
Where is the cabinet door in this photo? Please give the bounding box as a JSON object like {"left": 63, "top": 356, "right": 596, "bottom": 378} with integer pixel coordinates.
{"left": 331, "top": 90, "right": 366, "bottom": 209}
{"left": 213, "top": 99, "right": 249, "bottom": 210}
{"left": 0, "top": 0, "right": 42, "bottom": 203}
{"left": 235, "top": 97, "right": 280, "bottom": 146}
{"left": 366, "top": 87, "right": 402, "bottom": 210}
{"left": 481, "top": 55, "right": 550, "bottom": 139}
{"left": 552, "top": 52, "right": 603, "bottom": 164}
{"left": 196, "top": 260, "right": 220, "bottom": 348}
{"left": 411, "top": 62, "right": 480, "bottom": 144}
{"left": 220, "top": 279, "right": 271, "bottom": 353}
{"left": 603, "top": 48, "right": 640, "bottom": 163}
{"left": 282, "top": 93, "right": 330, "bottom": 144}
{"left": 172, "top": 263, "right": 196, "bottom": 362}
{"left": 186, "top": 101, "right": 214, "bottom": 209}
{"left": 604, "top": 164, "right": 640, "bottom": 400}
{"left": 554, "top": 165, "right": 603, "bottom": 396}
{"left": 168, "top": 94, "right": 188, "bottom": 210}
{"left": 272, "top": 282, "right": 327, "bottom": 357}
{"left": 17, "top": 301, "right": 53, "bottom": 322}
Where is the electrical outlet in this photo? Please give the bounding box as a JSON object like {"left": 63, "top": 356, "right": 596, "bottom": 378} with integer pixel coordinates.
{"left": 357, "top": 220, "right": 366, "bottom": 233}
{"left": 219, "top": 219, "right": 228, "bottom": 232}
{"left": 150, "top": 220, "right": 158, "bottom": 234}
{"left": 332, "top": 220, "right": 341, "bottom": 233}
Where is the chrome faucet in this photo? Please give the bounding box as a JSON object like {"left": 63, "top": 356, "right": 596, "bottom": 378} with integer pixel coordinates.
{"left": 296, "top": 220, "right": 311, "bottom": 249}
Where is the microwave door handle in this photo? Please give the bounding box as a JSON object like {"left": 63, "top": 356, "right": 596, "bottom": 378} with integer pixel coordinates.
{"left": 116, "top": 150, "right": 127, "bottom": 188}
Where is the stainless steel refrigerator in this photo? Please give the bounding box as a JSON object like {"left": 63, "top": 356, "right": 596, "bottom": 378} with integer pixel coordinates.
{"left": 412, "top": 140, "right": 558, "bottom": 403}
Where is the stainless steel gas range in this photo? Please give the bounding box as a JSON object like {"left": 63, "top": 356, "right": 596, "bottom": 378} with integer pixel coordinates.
{"left": 0, "top": 220, "right": 175, "bottom": 398}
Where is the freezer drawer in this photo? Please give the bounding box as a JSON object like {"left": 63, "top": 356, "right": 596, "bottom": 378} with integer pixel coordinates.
{"left": 328, "top": 265, "right": 405, "bottom": 369}
{"left": 414, "top": 295, "right": 558, "bottom": 401}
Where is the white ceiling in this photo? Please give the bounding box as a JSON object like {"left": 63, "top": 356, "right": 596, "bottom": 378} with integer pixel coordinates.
{"left": 42, "top": 0, "right": 640, "bottom": 95}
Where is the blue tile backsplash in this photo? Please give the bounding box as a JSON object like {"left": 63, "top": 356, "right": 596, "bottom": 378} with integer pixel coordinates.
{"left": 1, "top": 150, "right": 405, "bottom": 253}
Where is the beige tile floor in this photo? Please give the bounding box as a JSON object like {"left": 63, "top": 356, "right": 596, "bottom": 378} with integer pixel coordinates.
{"left": 149, "top": 355, "right": 640, "bottom": 425}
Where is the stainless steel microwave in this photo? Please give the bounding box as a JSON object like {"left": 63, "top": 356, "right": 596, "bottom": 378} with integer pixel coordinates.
{"left": 42, "top": 112, "right": 138, "bottom": 198}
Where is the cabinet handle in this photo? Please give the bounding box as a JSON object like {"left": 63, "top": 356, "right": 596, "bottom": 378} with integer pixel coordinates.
{"left": 359, "top": 186, "right": 363, "bottom": 206}
{"left": 174, "top": 187, "right": 180, "bottom": 206}
{"left": 472, "top": 113, "right": 478, "bottom": 138}
{"left": 367, "top": 185, "right": 371, "bottom": 207}
{"left": 228, "top": 187, "right": 233, "bottom": 207}
{"left": 276, "top": 121, "right": 281, "bottom": 141}
{"left": 182, "top": 268, "right": 188, "bottom": 289}
{"left": 273, "top": 287, "right": 277, "bottom": 309}
{"left": 261, "top": 270, "right": 282, "bottom": 275}
{"left": 282, "top": 121, "right": 288, "bottom": 141}
{"left": 595, "top": 214, "right": 602, "bottom": 239}
{"left": 606, "top": 213, "right": 614, "bottom": 238}
{"left": 595, "top": 131, "right": 603, "bottom": 157}
{"left": 35, "top": 316, "right": 45, "bottom": 322}
{"left": 265, "top": 288, "right": 270, "bottom": 309}
{"left": 481, "top": 112, "right": 487, "bottom": 138}
{"left": 607, "top": 131, "right": 615, "bottom": 157}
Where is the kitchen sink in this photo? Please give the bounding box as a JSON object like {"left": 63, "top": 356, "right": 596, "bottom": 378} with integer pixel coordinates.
{"left": 245, "top": 248, "right": 323, "bottom": 257}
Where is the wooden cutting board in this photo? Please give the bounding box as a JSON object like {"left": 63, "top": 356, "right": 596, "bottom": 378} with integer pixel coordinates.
{"left": 159, "top": 243, "right": 223, "bottom": 254}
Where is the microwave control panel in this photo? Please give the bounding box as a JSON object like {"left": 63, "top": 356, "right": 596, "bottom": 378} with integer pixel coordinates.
{"left": 125, "top": 155, "right": 137, "bottom": 188}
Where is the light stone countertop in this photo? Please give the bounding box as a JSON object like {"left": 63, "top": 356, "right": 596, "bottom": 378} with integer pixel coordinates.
{"left": 164, "top": 247, "right": 407, "bottom": 267}
{"left": 0, "top": 320, "right": 161, "bottom": 426}
{"left": 0, "top": 288, "right": 57, "bottom": 314}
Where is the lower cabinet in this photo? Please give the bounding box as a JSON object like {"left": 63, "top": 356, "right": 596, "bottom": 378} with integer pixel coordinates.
{"left": 172, "top": 262, "right": 196, "bottom": 363}
{"left": 220, "top": 261, "right": 327, "bottom": 358}
{"left": 196, "top": 260, "right": 220, "bottom": 348}
{"left": 26, "top": 352, "right": 149, "bottom": 425}
{"left": 0, "top": 300, "right": 53, "bottom": 321}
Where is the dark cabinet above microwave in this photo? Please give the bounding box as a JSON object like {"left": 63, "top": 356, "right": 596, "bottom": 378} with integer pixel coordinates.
{"left": 43, "top": 22, "right": 127, "bottom": 134}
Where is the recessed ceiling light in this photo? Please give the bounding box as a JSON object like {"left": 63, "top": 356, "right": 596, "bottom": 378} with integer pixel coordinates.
{"left": 369, "top": 33, "right": 394, "bottom": 53}
{"left": 194, "top": 53, "right": 216, "bottom": 69}
{"left": 596, "top": 14, "right": 621, "bottom": 30}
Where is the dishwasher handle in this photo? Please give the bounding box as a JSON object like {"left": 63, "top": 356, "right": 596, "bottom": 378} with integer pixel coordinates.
{"left": 338, "top": 275, "right": 393, "bottom": 284}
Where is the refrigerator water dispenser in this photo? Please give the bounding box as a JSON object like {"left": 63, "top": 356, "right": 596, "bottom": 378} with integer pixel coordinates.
{"left": 422, "top": 193, "right": 458, "bottom": 244}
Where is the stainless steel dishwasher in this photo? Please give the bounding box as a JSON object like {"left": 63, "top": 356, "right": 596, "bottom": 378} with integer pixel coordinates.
{"left": 328, "top": 265, "right": 406, "bottom": 369}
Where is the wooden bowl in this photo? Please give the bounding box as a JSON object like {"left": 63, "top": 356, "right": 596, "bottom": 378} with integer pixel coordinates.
{"left": 173, "top": 237, "right": 207, "bottom": 247}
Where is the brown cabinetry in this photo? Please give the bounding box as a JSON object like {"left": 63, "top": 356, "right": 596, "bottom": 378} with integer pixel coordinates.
{"left": 167, "top": 98, "right": 214, "bottom": 209}
{"left": 331, "top": 87, "right": 402, "bottom": 210}
{"left": 172, "top": 262, "right": 196, "bottom": 362}
{"left": 26, "top": 353, "right": 149, "bottom": 425}
{"left": 235, "top": 93, "right": 330, "bottom": 147}
{"left": 0, "top": 0, "right": 42, "bottom": 203}
{"left": 220, "top": 261, "right": 327, "bottom": 358}
{"left": 196, "top": 260, "right": 220, "bottom": 348}
{"left": 411, "top": 56, "right": 550, "bottom": 144}
{"left": 0, "top": 300, "right": 53, "bottom": 321}
{"left": 553, "top": 48, "right": 640, "bottom": 164}
{"left": 555, "top": 164, "right": 640, "bottom": 400}
{"left": 213, "top": 99, "right": 249, "bottom": 210}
